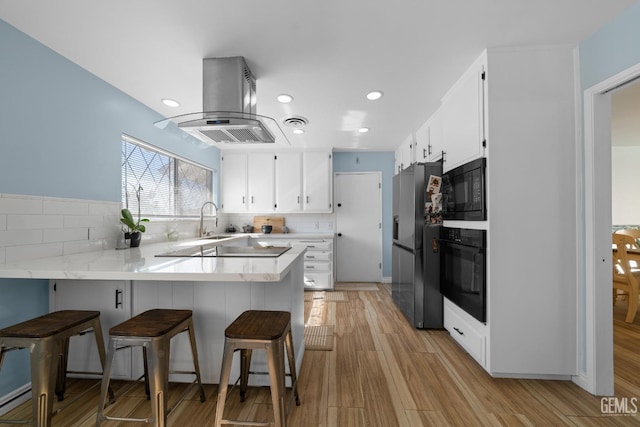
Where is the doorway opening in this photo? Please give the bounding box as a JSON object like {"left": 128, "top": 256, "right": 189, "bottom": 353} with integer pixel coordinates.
{"left": 582, "top": 61, "right": 640, "bottom": 396}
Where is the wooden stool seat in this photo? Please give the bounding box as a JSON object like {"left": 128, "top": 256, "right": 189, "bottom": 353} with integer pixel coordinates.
{"left": 225, "top": 310, "right": 291, "bottom": 340}
{"left": 0, "top": 310, "right": 109, "bottom": 427}
{"left": 109, "top": 309, "right": 193, "bottom": 337}
{"left": 96, "top": 309, "right": 205, "bottom": 427}
{"left": 215, "top": 310, "right": 300, "bottom": 427}
{"left": 0, "top": 310, "right": 101, "bottom": 338}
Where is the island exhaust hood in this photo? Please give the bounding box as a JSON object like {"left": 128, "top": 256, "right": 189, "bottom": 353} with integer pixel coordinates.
{"left": 176, "top": 57, "right": 277, "bottom": 144}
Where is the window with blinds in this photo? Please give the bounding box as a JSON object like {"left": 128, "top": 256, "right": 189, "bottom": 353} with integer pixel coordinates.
{"left": 121, "top": 135, "right": 214, "bottom": 217}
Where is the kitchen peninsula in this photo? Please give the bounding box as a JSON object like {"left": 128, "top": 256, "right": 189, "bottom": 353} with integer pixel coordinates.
{"left": 0, "top": 236, "right": 305, "bottom": 385}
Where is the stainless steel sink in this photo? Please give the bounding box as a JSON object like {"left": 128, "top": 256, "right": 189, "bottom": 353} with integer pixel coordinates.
{"left": 156, "top": 244, "right": 290, "bottom": 258}
{"left": 203, "top": 235, "right": 235, "bottom": 240}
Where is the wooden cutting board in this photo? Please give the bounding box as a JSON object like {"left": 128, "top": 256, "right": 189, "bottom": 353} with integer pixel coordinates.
{"left": 253, "top": 216, "right": 285, "bottom": 233}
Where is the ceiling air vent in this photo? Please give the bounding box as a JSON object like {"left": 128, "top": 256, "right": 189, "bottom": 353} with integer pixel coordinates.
{"left": 283, "top": 116, "right": 309, "bottom": 129}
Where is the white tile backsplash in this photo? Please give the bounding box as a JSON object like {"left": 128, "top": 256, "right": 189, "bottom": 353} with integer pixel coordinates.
{"left": 0, "top": 195, "right": 43, "bottom": 215}
{"left": 0, "top": 229, "right": 43, "bottom": 247}
{"left": 7, "top": 214, "right": 64, "bottom": 230}
{"left": 43, "top": 199, "right": 89, "bottom": 215}
{"left": 225, "top": 213, "right": 335, "bottom": 234}
{"left": 63, "top": 214, "right": 105, "bottom": 229}
{"left": 0, "top": 193, "right": 223, "bottom": 264}
{"left": 43, "top": 227, "right": 89, "bottom": 243}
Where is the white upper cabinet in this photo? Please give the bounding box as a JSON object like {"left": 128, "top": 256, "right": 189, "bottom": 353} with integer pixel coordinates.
{"left": 414, "top": 108, "right": 444, "bottom": 164}
{"left": 415, "top": 121, "right": 429, "bottom": 163}
{"left": 248, "top": 152, "right": 276, "bottom": 212}
{"left": 221, "top": 152, "right": 248, "bottom": 212}
{"left": 275, "top": 152, "right": 302, "bottom": 212}
{"left": 427, "top": 108, "right": 444, "bottom": 162}
{"left": 394, "top": 146, "right": 403, "bottom": 174}
{"left": 221, "top": 150, "right": 332, "bottom": 214}
{"left": 440, "top": 53, "right": 486, "bottom": 172}
{"left": 394, "top": 133, "right": 415, "bottom": 174}
{"left": 302, "top": 151, "right": 332, "bottom": 212}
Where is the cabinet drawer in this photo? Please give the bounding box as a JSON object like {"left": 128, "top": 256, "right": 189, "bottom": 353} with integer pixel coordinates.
{"left": 304, "top": 271, "right": 332, "bottom": 290}
{"left": 304, "top": 251, "right": 331, "bottom": 261}
{"left": 304, "top": 261, "right": 331, "bottom": 272}
{"left": 297, "top": 240, "right": 332, "bottom": 251}
{"left": 444, "top": 302, "right": 486, "bottom": 366}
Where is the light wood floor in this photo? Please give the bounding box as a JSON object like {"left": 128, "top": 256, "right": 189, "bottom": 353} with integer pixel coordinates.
{"left": 3, "top": 284, "right": 640, "bottom": 426}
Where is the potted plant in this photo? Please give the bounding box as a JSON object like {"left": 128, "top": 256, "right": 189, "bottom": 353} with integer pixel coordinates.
{"left": 121, "top": 185, "right": 149, "bottom": 247}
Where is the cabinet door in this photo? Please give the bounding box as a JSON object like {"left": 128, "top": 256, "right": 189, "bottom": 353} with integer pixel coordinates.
{"left": 394, "top": 147, "right": 403, "bottom": 174}
{"left": 302, "top": 151, "right": 332, "bottom": 212}
{"left": 415, "top": 121, "right": 429, "bottom": 163}
{"left": 428, "top": 108, "right": 445, "bottom": 162}
{"left": 50, "top": 280, "right": 131, "bottom": 379}
{"left": 400, "top": 134, "right": 414, "bottom": 168}
{"left": 275, "top": 152, "right": 302, "bottom": 212}
{"left": 441, "top": 57, "right": 485, "bottom": 172}
{"left": 248, "top": 152, "right": 275, "bottom": 212}
{"left": 221, "top": 152, "right": 248, "bottom": 212}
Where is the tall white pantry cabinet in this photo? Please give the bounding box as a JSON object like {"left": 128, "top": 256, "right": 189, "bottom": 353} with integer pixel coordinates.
{"left": 440, "top": 47, "right": 577, "bottom": 378}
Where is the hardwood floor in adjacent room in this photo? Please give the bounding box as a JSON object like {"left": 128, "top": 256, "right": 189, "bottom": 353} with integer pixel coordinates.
{"left": 3, "top": 284, "right": 639, "bottom": 426}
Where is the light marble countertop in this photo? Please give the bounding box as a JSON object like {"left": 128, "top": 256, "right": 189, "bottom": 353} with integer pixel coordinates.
{"left": 0, "top": 236, "right": 306, "bottom": 282}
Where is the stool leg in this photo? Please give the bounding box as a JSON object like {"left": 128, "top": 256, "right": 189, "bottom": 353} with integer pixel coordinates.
{"left": 214, "top": 340, "right": 235, "bottom": 427}
{"left": 186, "top": 320, "right": 206, "bottom": 402}
{"left": 96, "top": 337, "right": 117, "bottom": 426}
{"left": 30, "top": 337, "right": 60, "bottom": 427}
{"left": 90, "top": 317, "right": 114, "bottom": 402}
{"left": 284, "top": 329, "right": 300, "bottom": 406}
{"left": 55, "top": 337, "right": 70, "bottom": 401}
{"left": 146, "top": 338, "right": 170, "bottom": 427}
{"left": 266, "top": 340, "right": 287, "bottom": 427}
{"left": 239, "top": 348, "right": 252, "bottom": 402}
{"left": 143, "top": 346, "right": 151, "bottom": 400}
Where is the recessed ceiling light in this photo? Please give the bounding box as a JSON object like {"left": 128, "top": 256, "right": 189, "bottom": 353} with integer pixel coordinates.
{"left": 277, "top": 94, "right": 294, "bottom": 104}
{"left": 358, "top": 127, "right": 370, "bottom": 133}
{"left": 162, "top": 98, "right": 180, "bottom": 107}
{"left": 366, "top": 91, "right": 383, "bottom": 101}
{"left": 293, "top": 129, "right": 305, "bottom": 135}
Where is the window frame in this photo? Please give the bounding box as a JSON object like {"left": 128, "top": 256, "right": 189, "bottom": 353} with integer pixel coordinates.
{"left": 121, "top": 134, "right": 216, "bottom": 218}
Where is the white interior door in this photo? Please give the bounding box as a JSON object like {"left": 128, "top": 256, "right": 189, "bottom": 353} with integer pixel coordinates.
{"left": 334, "top": 172, "right": 382, "bottom": 282}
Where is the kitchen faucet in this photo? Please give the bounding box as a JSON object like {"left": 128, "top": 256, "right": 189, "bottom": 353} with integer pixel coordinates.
{"left": 199, "top": 201, "right": 218, "bottom": 237}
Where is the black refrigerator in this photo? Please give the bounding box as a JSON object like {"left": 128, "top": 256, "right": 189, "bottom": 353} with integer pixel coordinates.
{"left": 392, "top": 162, "right": 443, "bottom": 328}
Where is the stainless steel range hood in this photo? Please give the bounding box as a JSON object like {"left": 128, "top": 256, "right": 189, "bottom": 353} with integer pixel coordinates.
{"left": 159, "top": 57, "right": 282, "bottom": 144}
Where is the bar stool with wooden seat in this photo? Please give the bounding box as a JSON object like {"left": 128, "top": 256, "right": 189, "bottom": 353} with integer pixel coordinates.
{"left": 0, "top": 310, "right": 109, "bottom": 427}
{"left": 214, "top": 310, "right": 300, "bottom": 427}
{"left": 96, "top": 309, "right": 206, "bottom": 427}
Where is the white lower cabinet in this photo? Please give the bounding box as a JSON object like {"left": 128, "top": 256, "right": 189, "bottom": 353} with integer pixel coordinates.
{"left": 50, "top": 280, "right": 131, "bottom": 379}
{"left": 443, "top": 298, "right": 486, "bottom": 367}
{"left": 295, "top": 239, "right": 334, "bottom": 290}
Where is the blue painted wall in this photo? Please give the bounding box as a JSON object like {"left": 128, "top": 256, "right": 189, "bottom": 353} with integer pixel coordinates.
{"left": 579, "top": 1, "right": 640, "bottom": 91}
{"left": 0, "top": 19, "right": 219, "bottom": 397}
{"left": 577, "top": 1, "right": 640, "bottom": 374}
{"left": 333, "top": 152, "right": 395, "bottom": 277}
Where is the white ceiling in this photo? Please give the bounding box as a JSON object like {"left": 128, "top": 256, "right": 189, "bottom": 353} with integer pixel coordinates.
{"left": 0, "top": 0, "right": 636, "bottom": 152}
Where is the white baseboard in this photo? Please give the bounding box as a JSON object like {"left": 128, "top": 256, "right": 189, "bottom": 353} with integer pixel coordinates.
{"left": 0, "top": 384, "right": 31, "bottom": 416}
{"left": 381, "top": 276, "right": 391, "bottom": 283}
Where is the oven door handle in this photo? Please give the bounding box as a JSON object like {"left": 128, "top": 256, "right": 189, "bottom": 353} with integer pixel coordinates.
{"left": 439, "top": 238, "right": 485, "bottom": 250}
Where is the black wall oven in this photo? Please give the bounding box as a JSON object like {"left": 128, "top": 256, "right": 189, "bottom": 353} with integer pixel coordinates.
{"left": 440, "top": 227, "right": 486, "bottom": 322}
{"left": 442, "top": 157, "right": 486, "bottom": 221}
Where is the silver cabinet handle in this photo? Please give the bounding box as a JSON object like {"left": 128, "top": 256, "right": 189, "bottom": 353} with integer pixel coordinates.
{"left": 251, "top": 196, "right": 254, "bottom": 204}
{"left": 242, "top": 196, "right": 245, "bottom": 204}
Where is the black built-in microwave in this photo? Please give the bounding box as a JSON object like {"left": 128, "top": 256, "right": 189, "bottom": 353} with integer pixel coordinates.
{"left": 442, "top": 157, "right": 486, "bottom": 221}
